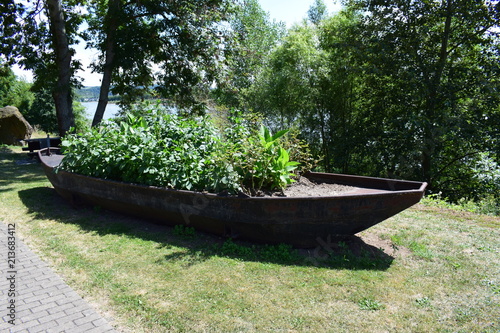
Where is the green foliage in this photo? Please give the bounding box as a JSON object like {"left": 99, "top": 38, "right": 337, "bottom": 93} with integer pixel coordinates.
{"left": 25, "top": 87, "right": 58, "bottom": 134}
{"left": 246, "top": 2, "right": 500, "bottom": 204}
{"left": 339, "top": 0, "right": 500, "bottom": 200}
{"left": 415, "top": 297, "right": 431, "bottom": 308}
{"left": 0, "top": 65, "right": 15, "bottom": 106}
{"left": 422, "top": 193, "right": 500, "bottom": 217}
{"left": 0, "top": 65, "right": 34, "bottom": 111}
{"left": 172, "top": 225, "right": 196, "bottom": 239}
{"left": 215, "top": 0, "right": 286, "bottom": 108}
{"left": 218, "top": 111, "right": 302, "bottom": 194}
{"left": 260, "top": 243, "right": 299, "bottom": 263}
{"left": 58, "top": 103, "right": 302, "bottom": 195}
{"left": 5, "top": 0, "right": 234, "bottom": 132}
{"left": 0, "top": 1, "right": 25, "bottom": 65}
{"left": 3, "top": 0, "right": 85, "bottom": 135}
{"left": 308, "top": 0, "right": 328, "bottom": 25}
{"left": 281, "top": 127, "right": 321, "bottom": 174}
{"left": 218, "top": 239, "right": 256, "bottom": 259}
{"left": 72, "top": 99, "right": 90, "bottom": 133}
{"left": 247, "top": 24, "right": 322, "bottom": 127}
{"left": 85, "top": 0, "right": 234, "bottom": 114}
{"left": 246, "top": 19, "right": 357, "bottom": 173}
{"left": 24, "top": 87, "right": 88, "bottom": 134}
{"left": 234, "top": 125, "right": 299, "bottom": 194}
{"left": 59, "top": 105, "right": 237, "bottom": 193}
{"left": 358, "top": 297, "right": 385, "bottom": 311}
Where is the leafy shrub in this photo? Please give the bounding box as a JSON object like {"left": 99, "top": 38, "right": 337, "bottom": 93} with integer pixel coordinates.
{"left": 217, "top": 111, "right": 316, "bottom": 195}
{"left": 422, "top": 193, "right": 500, "bottom": 216}
{"left": 59, "top": 107, "right": 240, "bottom": 193}
{"left": 58, "top": 103, "right": 303, "bottom": 195}
{"left": 228, "top": 124, "right": 300, "bottom": 195}
{"left": 281, "top": 126, "right": 321, "bottom": 175}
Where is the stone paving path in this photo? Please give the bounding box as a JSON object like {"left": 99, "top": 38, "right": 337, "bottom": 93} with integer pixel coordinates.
{"left": 0, "top": 222, "right": 117, "bottom": 333}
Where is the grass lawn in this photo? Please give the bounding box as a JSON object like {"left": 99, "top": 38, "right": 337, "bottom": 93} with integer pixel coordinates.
{"left": 1, "top": 145, "right": 499, "bottom": 332}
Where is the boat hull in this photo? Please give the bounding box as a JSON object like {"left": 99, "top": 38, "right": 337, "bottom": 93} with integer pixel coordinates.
{"left": 39, "top": 148, "right": 427, "bottom": 248}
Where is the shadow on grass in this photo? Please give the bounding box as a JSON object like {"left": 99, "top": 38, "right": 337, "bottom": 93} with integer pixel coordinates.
{"left": 18, "top": 186, "right": 394, "bottom": 270}
{"left": 0, "top": 145, "right": 13, "bottom": 153}
{"left": 0, "top": 148, "right": 47, "bottom": 188}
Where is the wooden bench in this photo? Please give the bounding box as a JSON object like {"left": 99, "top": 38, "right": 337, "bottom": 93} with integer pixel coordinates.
{"left": 22, "top": 137, "right": 62, "bottom": 158}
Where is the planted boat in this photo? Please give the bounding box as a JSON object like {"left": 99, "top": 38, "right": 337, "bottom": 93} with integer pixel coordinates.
{"left": 39, "top": 148, "right": 427, "bottom": 248}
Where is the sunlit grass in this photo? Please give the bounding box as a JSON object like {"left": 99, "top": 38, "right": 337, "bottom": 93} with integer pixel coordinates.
{"left": 1, "top": 146, "right": 499, "bottom": 332}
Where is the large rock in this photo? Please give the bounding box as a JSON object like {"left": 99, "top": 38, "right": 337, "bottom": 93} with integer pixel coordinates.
{"left": 0, "top": 106, "right": 34, "bottom": 145}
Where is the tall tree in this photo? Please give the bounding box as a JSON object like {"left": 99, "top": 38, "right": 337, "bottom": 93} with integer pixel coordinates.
{"left": 342, "top": 0, "right": 500, "bottom": 198}
{"left": 1, "top": 0, "right": 84, "bottom": 136}
{"left": 251, "top": 24, "right": 321, "bottom": 126}
{"left": 308, "top": 0, "right": 328, "bottom": 25}
{"left": 46, "top": 0, "right": 75, "bottom": 134}
{"left": 0, "top": 64, "right": 34, "bottom": 111}
{"left": 2, "top": 0, "right": 235, "bottom": 130}
{"left": 85, "top": 0, "right": 235, "bottom": 125}
{"left": 247, "top": 14, "right": 362, "bottom": 172}
{"left": 250, "top": 1, "right": 499, "bottom": 199}
{"left": 85, "top": 0, "right": 119, "bottom": 126}
{"left": 215, "top": 0, "right": 286, "bottom": 108}
{"left": 0, "top": 65, "right": 17, "bottom": 107}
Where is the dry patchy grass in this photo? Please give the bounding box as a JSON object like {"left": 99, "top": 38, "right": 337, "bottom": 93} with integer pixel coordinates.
{"left": 1, "top": 146, "right": 499, "bottom": 332}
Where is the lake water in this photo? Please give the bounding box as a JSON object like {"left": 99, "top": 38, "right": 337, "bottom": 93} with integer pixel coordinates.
{"left": 82, "top": 102, "right": 121, "bottom": 120}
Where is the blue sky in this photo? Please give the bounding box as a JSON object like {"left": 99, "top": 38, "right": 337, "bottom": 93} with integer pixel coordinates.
{"left": 259, "top": 0, "right": 342, "bottom": 27}
{"left": 13, "top": 1, "right": 343, "bottom": 86}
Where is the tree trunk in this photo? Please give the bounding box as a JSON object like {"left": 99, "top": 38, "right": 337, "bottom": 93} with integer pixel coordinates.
{"left": 46, "top": 0, "right": 75, "bottom": 136}
{"left": 92, "top": 0, "right": 120, "bottom": 127}
{"left": 421, "top": 0, "right": 453, "bottom": 187}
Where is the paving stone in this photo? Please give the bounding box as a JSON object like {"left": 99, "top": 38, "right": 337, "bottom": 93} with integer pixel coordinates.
{"left": 71, "top": 321, "right": 98, "bottom": 332}
{"left": 27, "top": 320, "right": 59, "bottom": 333}
{"left": 74, "top": 312, "right": 102, "bottom": 326}
{"left": 86, "top": 326, "right": 119, "bottom": 333}
{"left": 46, "top": 302, "right": 75, "bottom": 315}
{"left": 0, "top": 223, "right": 117, "bottom": 332}
{"left": 37, "top": 310, "right": 74, "bottom": 324}
{"left": 54, "top": 311, "right": 85, "bottom": 326}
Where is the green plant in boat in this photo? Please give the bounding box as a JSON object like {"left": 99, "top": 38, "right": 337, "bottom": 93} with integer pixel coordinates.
{"left": 58, "top": 104, "right": 302, "bottom": 195}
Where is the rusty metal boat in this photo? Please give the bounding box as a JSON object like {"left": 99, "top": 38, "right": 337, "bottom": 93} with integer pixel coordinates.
{"left": 39, "top": 148, "right": 427, "bottom": 247}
